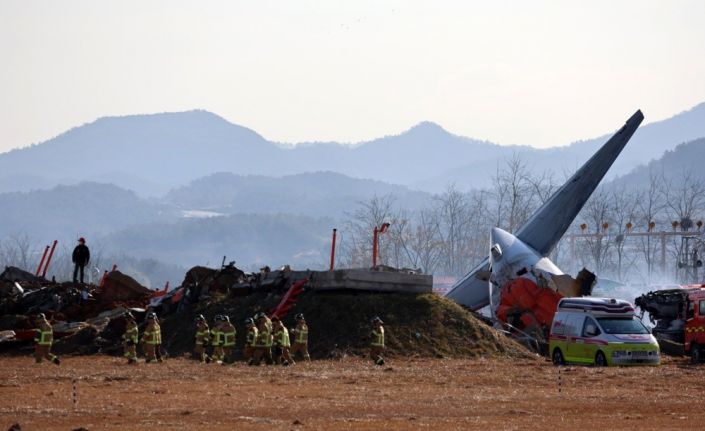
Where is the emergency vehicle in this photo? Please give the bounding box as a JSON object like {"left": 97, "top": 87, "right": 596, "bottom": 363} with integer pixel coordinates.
{"left": 635, "top": 285, "right": 705, "bottom": 363}
{"left": 549, "top": 297, "right": 660, "bottom": 366}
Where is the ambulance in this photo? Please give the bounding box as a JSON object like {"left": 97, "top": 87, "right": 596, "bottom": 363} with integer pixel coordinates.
{"left": 549, "top": 297, "right": 660, "bottom": 366}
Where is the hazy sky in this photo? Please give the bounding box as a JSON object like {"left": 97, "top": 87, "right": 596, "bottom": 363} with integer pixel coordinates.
{"left": 1, "top": 0, "right": 704, "bottom": 152}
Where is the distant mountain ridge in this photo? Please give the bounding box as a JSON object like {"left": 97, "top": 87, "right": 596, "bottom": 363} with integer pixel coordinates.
{"left": 609, "top": 137, "right": 705, "bottom": 187}
{"left": 1, "top": 103, "right": 704, "bottom": 196}
{"left": 163, "top": 171, "right": 432, "bottom": 217}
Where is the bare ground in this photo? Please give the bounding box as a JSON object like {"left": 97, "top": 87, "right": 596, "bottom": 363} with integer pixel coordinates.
{"left": 0, "top": 355, "right": 703, "bottom": 430}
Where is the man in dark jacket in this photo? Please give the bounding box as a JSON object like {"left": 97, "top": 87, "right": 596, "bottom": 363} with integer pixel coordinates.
{"left": 72, "top": 237, "right": 90, "bottom": 284}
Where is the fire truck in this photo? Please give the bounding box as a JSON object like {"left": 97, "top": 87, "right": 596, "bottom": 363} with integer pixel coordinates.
{"left": 635, "top": 285, "right": 705, "bottom": 363}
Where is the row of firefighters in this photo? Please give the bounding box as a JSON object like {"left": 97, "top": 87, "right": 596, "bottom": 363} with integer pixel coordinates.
{"left": 32, "top": 312, "right": 387, "bottom": 366}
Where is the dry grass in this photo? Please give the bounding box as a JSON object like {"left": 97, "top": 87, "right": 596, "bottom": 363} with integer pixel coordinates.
{"left": 1, "top": 355, "right": 704, "bottom": 430}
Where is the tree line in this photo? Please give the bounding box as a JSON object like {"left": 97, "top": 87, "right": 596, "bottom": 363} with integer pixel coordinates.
{"left": 337, "top": 155, "right": 705, "bottom": 285}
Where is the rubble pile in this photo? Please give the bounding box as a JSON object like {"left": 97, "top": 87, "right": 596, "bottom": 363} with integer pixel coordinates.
{"left": 0, "top": 266, "right": 152, "bottom": 353}
{"left": 1, "top": 263, "right": 530, "bottom": 360}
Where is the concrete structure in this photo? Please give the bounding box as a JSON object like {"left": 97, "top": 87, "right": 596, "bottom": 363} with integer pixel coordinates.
{"left": 290, "top": 269, "right": 432, "bottom": 293}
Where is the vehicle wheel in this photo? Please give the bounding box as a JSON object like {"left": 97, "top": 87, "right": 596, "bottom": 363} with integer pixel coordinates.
{"left": 691, "top": 345, "right": 702, "bottom": 364}
{"left": 552, "top": 348, "right": 565, "bottom": 365}
{"left": 595, "top": 351, "right": 607, "bottom": 367}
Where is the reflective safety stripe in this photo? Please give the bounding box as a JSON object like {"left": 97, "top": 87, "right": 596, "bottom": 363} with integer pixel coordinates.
{"left": 211, "top": 330, "right": 222, "bottom": 346}
{"left": 371, "top": 328, "right": 384, "bottom": 347}
{"left": 38, "top": 330, "right": 53, "bottom": 346}
{"left": 295, "top": 326, "right": 308, "bottom": 344}
{"left": 223, "top": 329, "right": 236, "bottom": 347}
{"left": 255, "top": 330, "right": 271, "bottom": 348}
{"left": 247, "top": 328, "right": 258, "bottom": 347}
{"left": 274, "top": 328, "right": 291, "bottom": 347}
{"left": 124, "top": 325, "right": 139, "bottom": 343}
{"left": 195, "top": 329, "right": 210, "bottom": 345}
{"left": 142, "top": 330, "right": 160, "bottom": 345}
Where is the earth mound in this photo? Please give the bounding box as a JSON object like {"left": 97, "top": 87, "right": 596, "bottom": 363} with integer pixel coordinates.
{"left": 160, "top": 291, "right": 531, "bottom": 360}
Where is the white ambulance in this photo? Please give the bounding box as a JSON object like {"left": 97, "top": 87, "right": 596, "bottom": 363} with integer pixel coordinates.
{"left": 549, "top": 297, "right": 660, "bottom": 366}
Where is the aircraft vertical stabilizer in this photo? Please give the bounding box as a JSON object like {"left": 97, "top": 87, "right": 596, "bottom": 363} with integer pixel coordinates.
{"left": 445, "top": 110, "right": 644, "bottom": 310}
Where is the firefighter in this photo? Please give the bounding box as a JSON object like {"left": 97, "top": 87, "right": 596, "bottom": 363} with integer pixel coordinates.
{"left": 243, "top": 317, "right": 258, "bottom": 363}
{"left": 33, "top": 313, "right": 60, "bottom": 365}
{"left": 272, "top": 316, "right": 294, "bottom": 365}
{"left": 153, "top": 313, "right": 164, "bottom": 363}
{"left": 122, "top": 311, "right": 139, "bottom": 364}
{"left": 141, "top": 312, "right": 161, "bottom": 363}
{"left": 194, "top": 315, "right": 211, "bottom": 363}
{"left": 250, "top": 317, "right": 273, "bottom": 366}
{"left": 221, "top": 315, "right": 236, "bottom": 365}
{"left": 255, "top": 311, "right": 272, "bottom": 333}
{"left": 211, "top": 315, "right": 224, "bottom": 364}
{"left": 290, "top": 313, "right": 310, "bottom": 361}
{"left": 370, "top": 316, "right": 385, "bottom": 366}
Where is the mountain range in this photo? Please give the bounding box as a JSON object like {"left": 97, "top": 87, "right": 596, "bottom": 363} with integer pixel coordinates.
{"left": 2, "top": 102, "right": 704, "bottom": 197}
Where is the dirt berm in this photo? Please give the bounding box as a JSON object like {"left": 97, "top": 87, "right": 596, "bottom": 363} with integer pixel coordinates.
{"left": 160, "top": 291, "right": 532, "bottom": 360}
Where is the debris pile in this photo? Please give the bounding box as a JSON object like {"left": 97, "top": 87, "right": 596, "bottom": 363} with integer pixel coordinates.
{"left": 1, "top": 262, "right": 530, "bottom": 360}
{"left": 0, "top": 266, "right": 152, "bottom": 352}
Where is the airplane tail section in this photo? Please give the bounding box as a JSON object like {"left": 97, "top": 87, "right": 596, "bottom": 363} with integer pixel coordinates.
{"left": 445, "top": 110, "right": 644, "bottom": 310}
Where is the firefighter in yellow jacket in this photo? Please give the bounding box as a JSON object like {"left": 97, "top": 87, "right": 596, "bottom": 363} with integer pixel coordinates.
{"left": 290, "top": 313, "right": 310, "bottom": 361}
{"left": 250, "top": 317, "right": 273, "bottom": 365}
{"left": 255, "top": 311, "right": 272, "bottom": 333}
{"left": 141, "top": 312, "right": 161, "bottom": 363}
{"left": 122, "top": 311, "right": 139, "bottom": 364}
{"left": 194, "top": 314, "right": 211, "bottom": 363}
{"left": 243, "top": 317, "right": 258, "bottom": 362}
{"left": 272, "top": 316, "right": 294, "bottom": 366}
{"left": 370, "top": 316, "right": 385, "bottom": 366}
{"left": 34, "top": 313, "right": 60, "bottom": 365}
{"left": 154, "top": 314, "right": 164, "bottom": 363}
{"left": 221, "top": 315, "right": 237, "bottom": 365}
{"left": 211, "top": 315, "right": 224, "bottom": 364}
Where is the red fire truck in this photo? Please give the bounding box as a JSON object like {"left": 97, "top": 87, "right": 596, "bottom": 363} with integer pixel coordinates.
{"left": 635, "top": 285, "right": 705, "bottom": 363}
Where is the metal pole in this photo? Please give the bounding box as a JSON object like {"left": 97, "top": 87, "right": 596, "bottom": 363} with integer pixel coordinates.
{"left": 329, "top": 228, "right": 337, "bottom": 271}
{"left": 35, "top": 245, "right": 50, "bottom": 276}
{"left": 41, "top": 240, "right": 58, "bottom": 278}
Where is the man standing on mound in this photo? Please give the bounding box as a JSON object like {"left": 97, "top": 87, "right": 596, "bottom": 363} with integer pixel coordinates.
{"left": 72, "top": 237, "right": 90, "bottom": 284}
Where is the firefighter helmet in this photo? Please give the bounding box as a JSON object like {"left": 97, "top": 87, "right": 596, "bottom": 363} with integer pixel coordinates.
{"left": 295, "top": 313, "right": 305, "bottom": 321}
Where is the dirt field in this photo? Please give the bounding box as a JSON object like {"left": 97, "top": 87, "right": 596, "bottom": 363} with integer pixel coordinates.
{"left": 1, "top": 355, "right": 704, "bottom": 430}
